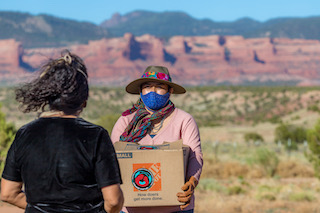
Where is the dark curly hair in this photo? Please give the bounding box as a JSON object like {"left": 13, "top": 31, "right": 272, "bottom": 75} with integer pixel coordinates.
{"left": 15, "top": 50, "right": 89, "bottom": 115}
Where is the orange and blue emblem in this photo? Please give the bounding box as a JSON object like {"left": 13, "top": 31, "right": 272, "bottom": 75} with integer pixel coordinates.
{"left": 132, "top": 168, "right": 154, "bottom": 191}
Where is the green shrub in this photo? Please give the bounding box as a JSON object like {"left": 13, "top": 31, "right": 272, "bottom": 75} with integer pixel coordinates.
{"left": 96, "top": 113, "right": 121, "bottom": 134}
{"left": 288, "top": 192, "right": 315, "bottom": 202}
{"left": 307, "top": 119, "right": 320, "bottom": 178}
{"left": 0, "top": 105, "right": 17, "bottom": 177}
{"left": 197, "top": 178, "right": 227, "bottom": 193}
{"left": 256, "top": 184, "right": 280, "bottom": 201}
{"left": 258, "top": 184, "right": 281, "bottom": 194}
{"left": 227, "top": 185, "right": 245, "bottom": 195}
{"left": 256, "top": 193, "right": 276, "bottom": 201}
{"left": 268, "top": 115, "right": 281, "bottom": 124}
{"left": 247, "top": 147, "right": 279, "bottom": 177}
{"left": 274, "top": 123, "right": 307, "bottom": 150}
{"left": 244, "top": 132, "right": 264, "bottom": 143}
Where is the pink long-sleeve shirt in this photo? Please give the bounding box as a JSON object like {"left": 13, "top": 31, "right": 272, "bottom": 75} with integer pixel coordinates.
{"left": 111, "top": 108, "right": 203, "bottom": 213}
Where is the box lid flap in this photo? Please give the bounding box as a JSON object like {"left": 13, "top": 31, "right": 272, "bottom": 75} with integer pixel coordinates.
{"left": 114, "top": 139, "right": 183, "bottom": 151}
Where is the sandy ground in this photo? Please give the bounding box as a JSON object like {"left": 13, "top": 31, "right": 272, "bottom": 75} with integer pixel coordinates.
{"left": 0, "top": 203, "right": 24, "bottom": 213}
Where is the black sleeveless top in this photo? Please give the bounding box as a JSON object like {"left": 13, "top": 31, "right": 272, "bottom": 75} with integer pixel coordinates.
{"left": 2, "top": 117, "right": 122, "bottom": 213}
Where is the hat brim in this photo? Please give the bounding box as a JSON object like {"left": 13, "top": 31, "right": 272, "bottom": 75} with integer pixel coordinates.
{"left": 126, "top": 78, "right": 186, "bottom": 94}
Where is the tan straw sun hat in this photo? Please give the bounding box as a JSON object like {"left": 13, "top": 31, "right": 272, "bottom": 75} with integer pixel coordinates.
{"left": 126, "top": 66, "right": 186, "bottom": 94}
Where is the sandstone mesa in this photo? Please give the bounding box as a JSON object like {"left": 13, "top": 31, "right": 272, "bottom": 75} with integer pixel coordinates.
{"left": 1, "top": 34, "right": 320, "bottom": 86}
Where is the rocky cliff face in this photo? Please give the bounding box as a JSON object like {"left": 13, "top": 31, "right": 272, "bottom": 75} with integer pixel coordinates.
{"left": 1, "top": 34, "right": 320, "bottom": 86}
{"left": 0, "top": 39, "right": 22, "bottom": 71}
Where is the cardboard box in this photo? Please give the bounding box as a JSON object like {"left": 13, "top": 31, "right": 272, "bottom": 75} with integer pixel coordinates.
{"left": 114, "top": 140, "right": 190, "bottom": 207}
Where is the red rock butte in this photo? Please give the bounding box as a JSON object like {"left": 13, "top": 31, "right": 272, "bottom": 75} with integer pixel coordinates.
{"left": 1, "top": 34, "right": 320, "bottom": 86}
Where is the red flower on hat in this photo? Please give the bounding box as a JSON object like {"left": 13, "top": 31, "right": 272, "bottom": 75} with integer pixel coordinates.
{"left": 157, "top": 72, "right": 169, "bottom": 81}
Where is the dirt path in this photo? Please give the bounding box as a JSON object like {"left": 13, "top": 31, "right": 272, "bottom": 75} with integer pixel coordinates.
{"left": 0, "top": 203, "right": 24, "bottom": 213}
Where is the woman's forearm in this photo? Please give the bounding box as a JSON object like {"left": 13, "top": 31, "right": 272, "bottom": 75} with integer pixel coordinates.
{"left": 102, "top": 184, "right": 124, "bottom": 213}
{"left": 3, "top": 191, "right": 27, "bottom": 209}
{"left": 1, "top": 178, "right": 27, "bottom": 209}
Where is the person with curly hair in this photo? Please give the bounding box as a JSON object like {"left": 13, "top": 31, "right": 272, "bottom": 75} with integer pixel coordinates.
{"left": 1, "top": 50, "right": 124, "bottom": 213}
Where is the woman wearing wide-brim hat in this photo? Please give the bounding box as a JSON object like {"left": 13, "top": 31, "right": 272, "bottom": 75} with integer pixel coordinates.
{"left": 111, "top": 65, "right": 203, "bottom": 213}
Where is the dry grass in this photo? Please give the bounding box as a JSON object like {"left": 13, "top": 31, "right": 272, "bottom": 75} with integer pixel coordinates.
{"left": 2, "top": 86, "right": 320, "bottom": 213}
{"left": 199, "top": 110, "right": 319, "bottom": 145}
{"left": 201, "top": 158, "right": 314, "bottom": 180}
{"left": 198, "top": 124, "right": 319, "bottom": 213}
{"left": 195, "top": 178, "right": 320, "bottom": 213}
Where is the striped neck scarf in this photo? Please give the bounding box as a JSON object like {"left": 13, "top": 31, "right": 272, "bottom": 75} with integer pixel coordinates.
{"left": 119, "top": 99, "right": 175, "bottom": 143}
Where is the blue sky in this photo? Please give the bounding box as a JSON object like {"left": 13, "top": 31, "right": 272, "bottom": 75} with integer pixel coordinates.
{"left": 1, "top": 0, "right": 319, "bottom": 24}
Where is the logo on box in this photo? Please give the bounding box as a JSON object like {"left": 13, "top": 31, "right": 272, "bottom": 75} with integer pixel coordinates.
{"left": 138, "top": 146, "right": 158, "bottom": 150}
{"left": 132, "top": 163, "right": 161, "bottom": 191}
{"left": 117, "top": 152, "right": 133, "bottom": 158}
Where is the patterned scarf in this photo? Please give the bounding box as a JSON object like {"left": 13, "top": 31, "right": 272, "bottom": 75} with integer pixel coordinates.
{"left": 119, "top": 99, "right": 175, "bottom": 143}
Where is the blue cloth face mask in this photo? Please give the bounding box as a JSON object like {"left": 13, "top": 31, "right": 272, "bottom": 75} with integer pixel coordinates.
{"left": 140, "top": 92, "right": 170, "bottom": 111}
